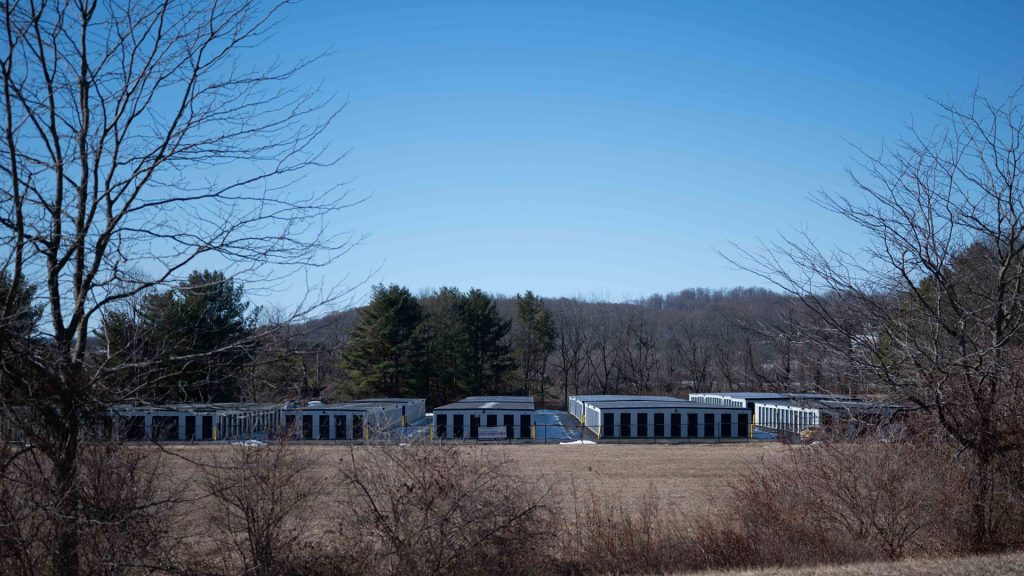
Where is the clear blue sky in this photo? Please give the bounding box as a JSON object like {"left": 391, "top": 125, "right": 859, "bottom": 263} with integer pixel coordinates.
{"left": 265, "top": 0, "right": 1024, "bottom": 306}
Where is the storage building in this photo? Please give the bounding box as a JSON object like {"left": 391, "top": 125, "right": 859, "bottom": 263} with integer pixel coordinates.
{"left": 279, "top": 399, "right": 423, "bottom": 440}
{"left": 688, "top": 392, "right": 907, "bottom": 435}
{"left": 755, "top": 397, "right": 907, "bottom": 435}
{"left": 432, "top": 396, "right": 535, "bottom": 440}
{"left": 347, "top": 398, "right": 427, "bottom": 425}
{"left": 572, "top": 395, "right": 752, "bottom": 440}
{"left": 104, "top": 403, "right": 279, "bottom": 441}
{"left": 568, "top": 395, "right": 678, "bottom": 421}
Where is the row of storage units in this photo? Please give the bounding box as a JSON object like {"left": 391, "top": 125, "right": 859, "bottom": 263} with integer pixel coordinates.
{"left": 688, "top": 392, "right": 908, "bottom": 435}
{"left": 91, "top": 398, "right": 427, "bottom": 442}
{"left": 280, "top": 398, "right": 426, "bottom": 440}
{"left": 432, "top": 396, "right": 535, "bottom": 440}
{"left": 99, "top": 403, "right": 281, "bottom": 441}
{"left": 570, "top": 395, "right": 753, "bottom": 440}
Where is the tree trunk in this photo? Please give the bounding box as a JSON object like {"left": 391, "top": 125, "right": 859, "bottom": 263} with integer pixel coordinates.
{"left": 54, "top": 399, "right": 81, "bottom": 576}
{"left": 971, "top": 449, "right": 996, "bottom": 550}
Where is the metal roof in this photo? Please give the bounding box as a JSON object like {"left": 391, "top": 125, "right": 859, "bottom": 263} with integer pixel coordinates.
{"left": 585, "top": 399, "right": 751, "bottom": 410}
{"left": 694, "top": 392, "right": 862, "bottom": 401}
{"left": 571, "top": 395, "right": 680, "bottom": 402}
{"left": 347, "top": 398, "right": 424, "bottom": 404}
{"left": 461, "top": 396, "right": 534, "bottom": 403}
{"left": 107, "top": 403, "right": 278, "bottom": 414}
{"left": 434, "top": 400, "right": 535, "bottom": 411}
{"left": 282, "top": 402, "right": 384, "bottom": 412}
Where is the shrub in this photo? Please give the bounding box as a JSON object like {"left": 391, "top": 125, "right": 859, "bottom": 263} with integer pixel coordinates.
{"left": 199, "top": 441, "right": 321, "bottom": 576}
{"left": 337, "top": 443, "right": 556, "bottom": 576}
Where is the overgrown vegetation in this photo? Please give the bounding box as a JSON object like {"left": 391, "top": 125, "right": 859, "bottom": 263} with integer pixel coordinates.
{"left": 1, "top": 438, "right": 1023, "bottom": 576}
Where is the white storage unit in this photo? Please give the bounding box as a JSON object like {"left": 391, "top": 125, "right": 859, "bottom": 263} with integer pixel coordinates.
{"left": 104, "top": 403, "right": 279, "bottom": 442}
{"left": 348, "top": 398, "right": 427, "bottom": 424}
{"left": 689, "top": 392, "right": 907, "bottom": 434}
{"left": 280, "top": 402, "right": 377, "bottom": 441}
{"left": 568, "top": 395, "right": 678, "bottom": 421}
{"left": 432, "top": 396, "right": 535, "bottom": 441}
{"left": 579, "top": 397, "right": 752, "bottom": 441}
{"left": 756, "top": 398, "right": 906, "bottom": 435}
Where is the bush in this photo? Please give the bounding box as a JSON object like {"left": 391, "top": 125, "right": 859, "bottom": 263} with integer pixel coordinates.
{"left": 557, "top": 480, "right": 702, "bottom": 575}
{"left": 0, "top": 442, "right": 184, "bottom": 576}
{"left": 337, "top": 443, "right": 556, "bottom": 576}
{"left": 695, "top": 437, "right": 968, "bottom": 569}
{"left": 198, "top": 441, "right": 321, "bottom": 576}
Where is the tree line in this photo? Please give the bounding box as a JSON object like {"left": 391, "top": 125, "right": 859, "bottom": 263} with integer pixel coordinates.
{"left": 21, "top": 271, "right": 835, "bottom": 411}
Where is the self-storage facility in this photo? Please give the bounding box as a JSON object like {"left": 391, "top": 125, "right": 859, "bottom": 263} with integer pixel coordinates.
{"left": 103, "top": 403, "right": 279, "bottom": 441}
{"left": 432, "top": 396, "right": 535, "bottom": 440}
{"left": 755, "top": 397, "right": 907, "bottom": 435}
{"left": 279, "top": 399, "right": 424, "bottom": 440}
{"left": 570, "top": 395, "right": 752, "bottom": 441}
{"left": 347, "top": 398, "right": 427, "bottom": 425}
{"left": 568, "top": 395, "right": 678, "bottom": 421}
{"left": 688, "top": 392, "right": 907, "bottom": 435}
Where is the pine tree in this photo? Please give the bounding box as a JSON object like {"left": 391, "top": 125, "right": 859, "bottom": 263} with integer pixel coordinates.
{"left": 96, "top": 270, "right": 257, "bottom": 402}
{"left": 513, "top": 290, "right": 556, "bottom": 403}
{"left": 421, "top": 287, "right": 468, "bottom": 405}
{"left": 460, "top": 288, "right": 515, "bottom": 397}
{"left": 341, "top": 284, "right": 427, "bottom": 398}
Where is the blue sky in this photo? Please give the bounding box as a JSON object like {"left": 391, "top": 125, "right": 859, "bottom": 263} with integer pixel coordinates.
{"left": 264, "top": 0, "right": 1024, "bottom": 306}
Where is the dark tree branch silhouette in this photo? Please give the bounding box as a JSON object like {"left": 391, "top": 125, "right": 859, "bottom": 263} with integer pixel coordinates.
{"left": 0, "top": 1, "right": 358, "bottom": 573}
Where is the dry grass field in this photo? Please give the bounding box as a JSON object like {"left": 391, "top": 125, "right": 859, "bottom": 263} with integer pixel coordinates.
{"left": 679, "top": 552, "right": 1024, "bottom": 576}
{"left": 507, "top": 442, "right": 787, "bottom": 513}
{"left": 162, "top": 441, "right": 786, "bottom": 515}
{"left": 132, "top": 443, "right": 1024, "bottom": 575}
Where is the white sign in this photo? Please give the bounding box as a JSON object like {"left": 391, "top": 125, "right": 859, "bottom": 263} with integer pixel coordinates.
{"left": 478, "top": 426, "right": 507, "bottom": 440}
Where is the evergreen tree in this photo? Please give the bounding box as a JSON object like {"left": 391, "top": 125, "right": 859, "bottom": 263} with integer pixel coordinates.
{"left": 96, "top": 270, "right": 257, "bottom": 402}
{"left": 0, "top": 271, "right": 43, "bottom": 407}
{"left": 513, "top": 290, "right": 556, "bottom": 403}
{"left": 341, "top": 284, "right": 427, "bottom": 398}
{"left": 0, "top": 270, "right": 42, "bottom": 340}
{"left": 460, "top": 288, "right": 515, "bottom": 397}
{"left": 421, "top": 287, "right": 468, "bottom": 405}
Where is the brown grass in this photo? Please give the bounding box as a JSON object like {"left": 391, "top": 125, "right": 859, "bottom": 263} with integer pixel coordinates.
{"left": 675, "top": 552, "right": 1024, "bottom": 576}
{"left": 162, "top": 441, "right": 784, "bottom": 515}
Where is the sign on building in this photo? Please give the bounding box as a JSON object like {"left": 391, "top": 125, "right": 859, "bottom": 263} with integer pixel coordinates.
{"left": 477, "top": 426, "right": 507, "bottom": 440}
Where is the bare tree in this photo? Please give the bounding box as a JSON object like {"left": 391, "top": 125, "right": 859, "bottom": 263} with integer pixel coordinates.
{"left": 200, "top": 442, "right": 320, "bottom": 575}
{"left": 338, "top": 442, "right": 555, "bottom": 576}
{"left": 585, "top": 303, "right": 625, "bottom": 394}
{"left": 0, "top": 440, "right": 186, "bottom": 576}
{"left": 0, "top": 1, "right": 356, "bottom": 573}
{"left": 553, "top": 298, "right": 590, "bottom": 409}
{"left": 730, "top": 88, "right": 1024, "bottom": 548}
{"left": 621, "top": 302, "right": 658, "bottom": 393}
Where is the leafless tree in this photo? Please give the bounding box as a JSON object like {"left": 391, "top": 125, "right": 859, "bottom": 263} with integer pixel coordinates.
{"left": 0, "top": 440, "right": 186, "bottom": 576}
{"left": 729, "top": 88, "right": 1024, "bottom": 548}
{"left": 338, "top": 442, "right": 555, "bottom": 576}
{"left": 585, "top": 303, "right": 625, "bottom": 394}
{"left": 552, "top": 298, "right": 590, "bottom": 409}
{"left": 0, "top": 1, "right": 357, "bottom": 573}
{"left": 621, "top": 302, "right": 658, "bottom": 393}
{"left": 200, "top": 442, "right": 321, "bottom": 576}
{"left": 670, "top": 323, "right": 714, "bottom": 393}
{"left": 699, "top": 436, "right": 964, "bottom": 567}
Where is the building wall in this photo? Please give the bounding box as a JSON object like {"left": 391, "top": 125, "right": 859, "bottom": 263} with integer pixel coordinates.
{"left": 279, "top": 408, "right": 383, "bottom": 440}
{"left": 432, "top": 409, "right": 533, "bottom": 440}
{"left": 755, "top": 403, "right": 820, "bottom": 432}
{"left": 687, "top": 393, "right": 748, "bottom": 409}
{"left": 107, "top": 408, "right": 279, "bottom": 441}
{"left": 587, "top": 407, "right": 751, "bottom": 440}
